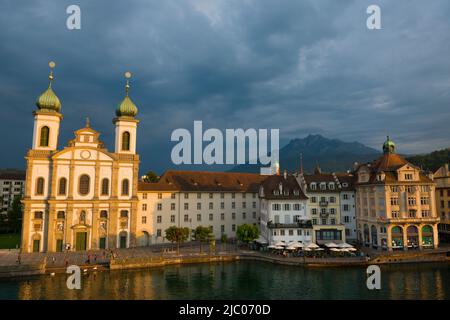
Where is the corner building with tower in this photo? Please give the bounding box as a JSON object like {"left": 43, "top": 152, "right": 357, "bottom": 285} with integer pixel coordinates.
{"left": 21, "top": 63, "right": 140, "bottom": 253}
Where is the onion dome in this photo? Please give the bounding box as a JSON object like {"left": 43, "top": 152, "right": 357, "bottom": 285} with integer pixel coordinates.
{"left": 383, "top": 136, "right": 396, "bottom": 154}
{"left": 116, "top": 71, "right": 138, "bottom": 117}
{"left": 36, "top": 61, "right": 61, "bottom": 113}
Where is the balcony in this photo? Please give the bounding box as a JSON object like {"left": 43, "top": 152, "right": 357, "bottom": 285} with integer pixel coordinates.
{"left": 267, "top": 221, "right": 313, "bottom": 229}
{"left": 319, "top": 201, "right": 328, "bottom": 207}
{"left": 377, "top": 216, "right": 440, "bottom": 224}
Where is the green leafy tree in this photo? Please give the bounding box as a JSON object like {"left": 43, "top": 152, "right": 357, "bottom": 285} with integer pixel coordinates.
{"left": 143, "top": 171, "right": 159, "bottom": 183}
{"left": 165, "top": 226, "right": 190, "bottom": 254}
{"left": 192, "top": 226, "right": 214, "bottom": 252}
{"left": 236, "top": 224, "right": 259, "bottom": 246}
{"left": 7, "top": 195, "right": 22, "bottom": 233}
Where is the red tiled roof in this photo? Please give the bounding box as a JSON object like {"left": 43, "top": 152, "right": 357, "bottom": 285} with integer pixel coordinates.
{"left": 138, "top": 170, "right": 267, "bottom": 192}
{"left": 0, "top": 170, "right": 26, "bottom": 181}
{"left": 260, "top": 174, "right": 308, "bottom": 200}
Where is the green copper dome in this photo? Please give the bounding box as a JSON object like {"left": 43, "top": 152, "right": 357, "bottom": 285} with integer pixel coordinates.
{"left": 383, "top": 136, "right": 395, "bottom": 154}
{"left": 116, "top": 95, "right": 138, "bottom": 117}
{"left": 36, "top": 86, "right": 61, "bottom": 112}
{"left": 36, "top": 61, "right": 61, "bottom": 113}
{"left": 116, "top": 72, "right": 138, "bottom": 118}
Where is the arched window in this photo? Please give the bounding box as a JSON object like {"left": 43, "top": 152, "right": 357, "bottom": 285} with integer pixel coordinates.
{"left": 40, "top": 126, "right": 50, "bottom": 147}
{"left": 122, "top": 179, "right": 130, "bottom": 196}
{"left": 122, "top": 131, "right": 130, "bottom": 151}
{"left": 79, "top": 175, "right": 90, "bottom": 195}
{"left": 101, "top": 178, "right": 109, "bottom": 195}
{"left": 120, "top": 210, "right": 128, "bottom": 218}
{"left": 36, "top": 177, "right": 45, "bottom": 195}
{"left": 58, "top": 177, "right": 67, "bottom": 195}
{"left": 100, "top": 210, "right": 108, "bottom": 219}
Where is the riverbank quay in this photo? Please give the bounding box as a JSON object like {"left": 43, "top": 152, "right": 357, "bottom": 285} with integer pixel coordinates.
{"left": 1, "top": 244, "right": 449, "bottom": 278}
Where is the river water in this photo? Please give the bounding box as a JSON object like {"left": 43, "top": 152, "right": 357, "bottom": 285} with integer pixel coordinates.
{"left": 0, "top": 261, "right": 449, "bottom": 299}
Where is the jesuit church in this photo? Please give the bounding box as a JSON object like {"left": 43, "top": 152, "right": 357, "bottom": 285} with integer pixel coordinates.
{"left": 21, "top": 62, "right": 140, "bottom": 253}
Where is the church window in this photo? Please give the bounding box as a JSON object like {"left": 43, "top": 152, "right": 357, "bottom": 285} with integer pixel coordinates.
{"left": 58, "top": 177, "right": 67, "bottom": 195}
{"left": 36, "top": 177, "right": 45, "bottom": 195}
{"left": 122, "top": 179, "right": 130, "bottom": 195}
{"left": 39, "top": 126, "right": 50, "bottom": 147}
{"left": 79, "top": 175, "right": 90, "bottom": 195}
{"left": 101, "top": 178, "right": 109, "bottom": 195}
{"left": 122, "top": 131, "right": 130, "bottom": 151}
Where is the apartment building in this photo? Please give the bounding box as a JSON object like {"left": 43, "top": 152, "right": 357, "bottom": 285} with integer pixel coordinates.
{"left": 259, "top": 171, "right": 311, "bottom": 245}
{"left": 0, "top": 170, "right": 25, "bottom": 215}
{"left": 297, "top": 166, "right": 347, "bottom": 244}
{"left": 355, "top": 137, "right": 439, "bottom": 251}
{"left": 434, "top": 164, "right": 450, "bottom": 243}
{"left": 137, "top": 171, "right": 267, "bottom": 245}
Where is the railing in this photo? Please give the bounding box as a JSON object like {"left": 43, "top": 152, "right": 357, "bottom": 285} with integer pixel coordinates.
{"left": 319, "top": 201, "right": 328, "bottom": 207}
{"left": 267, "top": 221, "right": 313, "bottom": 229}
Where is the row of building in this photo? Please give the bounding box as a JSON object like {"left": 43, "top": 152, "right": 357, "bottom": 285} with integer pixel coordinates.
{"left": 19, "top": 63, "right": 450, "bottom": 253}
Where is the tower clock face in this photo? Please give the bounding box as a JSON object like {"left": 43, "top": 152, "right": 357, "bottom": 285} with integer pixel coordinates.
{"left": 80, "top": 150, "right": 91, "bottom": 159}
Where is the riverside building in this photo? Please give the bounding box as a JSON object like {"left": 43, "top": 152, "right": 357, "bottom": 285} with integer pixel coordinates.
{"left": 434, "top": 164, "right": 450, "bottom": 243}
{"left": 354, "top": 137, "right": 439, "bottom": 251}
{"left": 21, "top": 63, "right": 140, "bottom": 253}
{"left": 296, "top": 167, "right": 348, "bottom": 244}
{"left": 136, "top": 171, "right": 266, "bottom": 244}
{"left": 259, "top": 171, "right": 311, "bottom": 245}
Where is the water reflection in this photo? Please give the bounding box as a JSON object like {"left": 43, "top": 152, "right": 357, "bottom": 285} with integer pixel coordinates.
{"left": 3, "top": 261, "right": 448, "bottom": 300}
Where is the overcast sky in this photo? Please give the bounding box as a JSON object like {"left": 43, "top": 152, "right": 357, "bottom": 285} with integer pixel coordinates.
{"left": 0, "top": 0, "right": 449, "bottom": 174}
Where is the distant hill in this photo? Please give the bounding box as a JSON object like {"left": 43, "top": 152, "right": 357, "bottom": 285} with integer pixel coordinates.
{"left": 230, "top": 134, "right": 380, "bottom": 173}
{"left": 406, "top": 148, "right": 450, "bottom": 172}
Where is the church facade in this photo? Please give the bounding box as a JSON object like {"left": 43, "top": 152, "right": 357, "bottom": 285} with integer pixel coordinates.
{"left": 21, "top": 63, "right": 140, "bottom": 253}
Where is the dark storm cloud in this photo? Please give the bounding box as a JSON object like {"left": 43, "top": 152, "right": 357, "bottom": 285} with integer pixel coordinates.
{"left": 0, "top": 0, "right": 449, "bottom": 173}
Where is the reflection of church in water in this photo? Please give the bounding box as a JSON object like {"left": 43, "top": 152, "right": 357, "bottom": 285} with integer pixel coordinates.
{"left": 21, "top": 62, "right": 140, "bottom": 253}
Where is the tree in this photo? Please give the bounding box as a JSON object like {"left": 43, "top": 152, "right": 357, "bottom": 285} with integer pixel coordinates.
{"left": 192, "top": 226, "right": 214, "bottom": 253}
{"left": 7, "top": 195, "right": 22, "bottom": 233}
{"left": 165, "top": 226, "right": 190, "bottom": 255}
{"left": 236, "top": 224, "right": 259, "bottom": 246}
{"left": 143, "top": 171, "right": 159, "bottom": 183}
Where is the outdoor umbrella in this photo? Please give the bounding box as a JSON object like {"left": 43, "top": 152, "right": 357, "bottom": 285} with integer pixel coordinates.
{"left": 275, "top": 241, "right": 286, "bottom": 246}
{"left": 267, "top": 245, "right": 277, "bottom": 249}
{"left": 305, "top": 243, "right": 319, "bottom": 249}
{"left": 290, "top": 241, "right": 304, "bottom": 248}
{"left": 325, "top": 242, "right": 338, "bottom": 248}
{"left": 337, "top": 242, "right": 353, "bottom": 249}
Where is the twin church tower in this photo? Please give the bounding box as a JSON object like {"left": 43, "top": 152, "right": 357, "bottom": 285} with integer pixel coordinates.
{"left": 22, "top": 62, "right": 141, "bottom": 252}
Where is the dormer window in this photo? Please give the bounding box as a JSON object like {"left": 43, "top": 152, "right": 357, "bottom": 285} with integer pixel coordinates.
{"left": 329, "top": 183, "right": 335, "bottom": 190}
{"left": 405, "top": 173, "right": 413, "bottom": 180}
{"left": 284, "top": 190, "right": 289, "bottom": 196}
{"left": 273, "top": 190, "right": 280, "bottom": 195}
{"left": 320, "top": 183, "right": 326, "bottom": 190}
{"left": 310, "top": 183, "right": 317, "bottom": 190}
{"left": 293, "top": 189, "right": 299, "bottom": 196}
{"left": 342, "top": 182, "right": 348, "bottom": 188}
